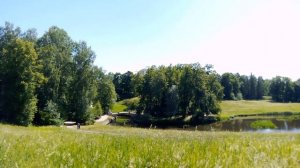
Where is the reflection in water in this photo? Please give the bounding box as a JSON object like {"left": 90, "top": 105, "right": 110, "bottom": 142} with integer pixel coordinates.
{"left": 284, "top": 121, "right": 288, "bottom": 130}
{"left": 111, "top": 115, "right": 300, "bottom": 133}
{"left": 196, "top": 116, "right": 300, "bottom": 132}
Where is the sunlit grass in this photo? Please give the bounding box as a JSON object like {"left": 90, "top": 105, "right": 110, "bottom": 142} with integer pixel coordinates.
{"left": 112, "top": 97, "right": 139, "bottom": 112}
{"left": 111, "top": 103, "right": 127, "bottom": 112}
{"left": 250, "top": 120, "right": 277, "bottom": 129}
{"left": 1, "top": 124, "right": 300, "bottom": 167}
{"left": 220, "top": 100, "right": 300, "bottom": 118}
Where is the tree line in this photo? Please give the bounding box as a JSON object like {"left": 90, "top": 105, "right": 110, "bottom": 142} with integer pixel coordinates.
{"left": 1, "top": 22, "right": 300, "bottom": 126}
{"left": 269, "top": 77, "right": 300, "bottom": 102}
{"left": 0, "top": 22, "right": 116, "bottom": 125}
{"left": 112, "top": 70, "right": 300, "bottom": 120}
{"left": 137, "top": 64, "right": 223, "bottom": 118}
{"left": 221, "top": 73, "right": 267, "bottom": 100}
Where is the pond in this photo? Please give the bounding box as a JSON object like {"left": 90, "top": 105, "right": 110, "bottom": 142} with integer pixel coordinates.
{"left": 110, "top": 114, "right": 300, "bottom": 133}
{"left": 196, "top": 115, "right": 300, "bottom": 132}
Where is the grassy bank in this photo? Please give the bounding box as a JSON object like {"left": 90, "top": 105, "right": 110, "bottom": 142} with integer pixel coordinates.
{"left": 111, "top": 97, "right": 139, "bottom": 112}
{"left": 220, "top": 100, "right": 300, "bottom": 119}
{"left": 1, "top": 124, "right": 300, "bottom": 167}
{"left": 111, "top": 103, "right": 127, "bottom": 112}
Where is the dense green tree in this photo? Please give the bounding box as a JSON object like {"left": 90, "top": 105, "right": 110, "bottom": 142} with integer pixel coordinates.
{"left": 270, "top": 76, "right": 294, "bottom": 102}
{"left": 256, "top": 76, "right": 264, "bottom": 99}
{"left": 113, "top": 71, "right": 135, "bottom": 100}
{"left": 132, "top": 72, "right": 144, "bottom": 96}
{"left": 178, "top": 66, "right": 194, "bottom": 117}
{"left": 263, "top": 79, "right": 271, "bottom": 96}
{"left": 35, "top": 26, "right": 74, "bottom": 123}
{"left": 0, "top": 38, "right": 44, "bottom": 125}
{"left": 138, "top": 64, "right": 222, "bottom": 118}
{"left": 89, "top": 101, "right": 103, "bottom": 117}
{"left": 112, "top": 73, "right": 122, "bottom": 99}
{"left": 270, "top": 77, "right": 284, "bottom": 102}
{"left": 178, "top": 64, "right": 222, "bottom": 117}
{"left": 68, "top": 42, "right": 98, "bottom": 123}
{"left": 283, "top": 78, "right": 295, "bottom": 102}
{"left": 98, "top": 77, "right": 117, "bottom": 113}
{"left": 220, "top": 73, "right": 241, "bottom": 100}
{"left": 39, "top": 100, "right": 61, "bottom": 125}
{"left": 139, "top": 66, "right": 168, "bottom": 116}
{"left": 165, "top": 85, "right": 179, "bottom": 116}
{"left": 240, "top": 75, "right": 250, "bottom": 99}
{"left": 93, "top": 67, "right": 117, "bottom": 113}
{"left": 238, "top": 74, "right": 265, "bottom": 100}
{"left": 294, "top": 79, "right": 300, "bottom": 102}
{"left": 249, "top": 74, "right": 257, "bottom": 99}
{"left": 0, "top": 23, "right": 21, "bottom": 119}
{"left": 165, "top": 65, "right": 180, "bottom": 87}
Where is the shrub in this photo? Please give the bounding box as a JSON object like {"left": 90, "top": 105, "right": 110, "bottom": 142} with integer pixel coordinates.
{"left": 90, "top": 101, "right": 103, "bottom": 117}
{"left": 40, "top": 101, "right": 62, "bottom": 126}
{"left": 122, "top": 97, "right": 140, "bottom": 111}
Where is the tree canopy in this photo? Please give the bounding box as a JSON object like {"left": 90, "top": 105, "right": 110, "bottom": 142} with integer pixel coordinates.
{"left": 0, "top": 22, "right": 116, "bottom": 125}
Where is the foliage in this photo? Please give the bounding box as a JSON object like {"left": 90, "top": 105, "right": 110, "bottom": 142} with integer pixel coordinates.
{"left": 89, "top": 101, "right": 103, "bottom": 117}
{"left": 2, "top": 22, "right": 300, "bottom": 126}
{"left": 0, "top": 22, "right": 117, "bottom": 125}
{"left": 250, "top": 120, "right": 277, "bottom": 129}
{"left": 138, "top": 64, "right": 222, "bottom": 118}
{"left": 221, "top": 73, "right": 241, "bottom": 100}
{"left": 113, "top": 71, "right": 135, "bottom": 100}
{"left": 222, "top": 73, "right": 265, "bottom": 100}
{"left": 139, "top": 66, "right": 168, "bottom": 116}
{"left": 0, "top": 124, "right": 300, "bottom": 167}
{"left": 35, "top": 26, "right": 74, "bottom": 122}
{"left": 295, "top": 79, "right": 300, "bottom": 102}
{"left": 97, "top": 77, "right": 117, "bottom": 113}
{"left": 0, "top": 30, "right": 45, "bottom": 125}
{"left": 122, "top": 97, "right": 140, "bottom": 111}
{"left": 39, "top": 100, "right": 62, "bottom": 126}
{"left": 256, "top": 76, "right": 264, "bottom": 99}
{"left": 270, "top": 76, "right": 299, "bottom": 102}
{"left": 68, "top": 41, "right": 97, "bottom": 123}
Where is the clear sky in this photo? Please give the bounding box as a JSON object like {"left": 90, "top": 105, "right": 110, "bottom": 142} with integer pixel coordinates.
{"left": 1, "top": 0, "right": 300, "bottom": 80}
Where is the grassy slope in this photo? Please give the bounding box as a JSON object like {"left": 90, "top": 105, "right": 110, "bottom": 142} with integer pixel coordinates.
{"left": 111, "top": 97, "right": 139, "bottom": 112}
{"left": 1, "top": 124, "right": 300, "bottom": 167}
{"left": 220, "top": 100, "right": 300, "bottom": 118}
{"left": 111, "top": 103, "right": 127, "bottom": 112}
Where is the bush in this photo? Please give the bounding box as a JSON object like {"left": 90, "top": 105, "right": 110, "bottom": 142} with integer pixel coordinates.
{"left": 236, "top": 93, "right": 243, "bottom": 100}
{"left": 40, "top": 101, "right": 62, "bottom": 126}
{"left": 250, "top": 120, "right": 277, "bottom": 129}
{"left": 90, "top": 101, "right": 103, "bottom": 117}
{"left": 122, "top": 97, "right": 140, "bottom": 111}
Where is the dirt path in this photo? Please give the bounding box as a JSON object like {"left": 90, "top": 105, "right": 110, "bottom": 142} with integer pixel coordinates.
{"left": 95, "top": 115, "right": 113, "bottom": 125}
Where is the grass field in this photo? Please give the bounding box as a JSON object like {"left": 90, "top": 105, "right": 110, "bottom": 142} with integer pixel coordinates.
{"left": 220, "top": 100, "right": 300, "bottom": 118}
{"left": 2, "top": 100, "right": 300, "bottom": 167}
{"left": 111, "top": 103, "right": 127, "bottom": 112}
{"left": 111, "top": 97, "right": 139, "bottom": 112}
{"left": 1, "top": 124, "right": 300, "bottom": 167}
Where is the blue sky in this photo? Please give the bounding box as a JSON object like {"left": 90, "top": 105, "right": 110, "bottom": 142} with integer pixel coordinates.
{"left": 1, "top": 0, "right": 300, "bottom": 80}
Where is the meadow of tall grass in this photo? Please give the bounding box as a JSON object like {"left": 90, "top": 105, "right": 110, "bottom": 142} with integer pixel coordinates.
{"left": 0, "top": 124, "right": 299, "bottom": 167}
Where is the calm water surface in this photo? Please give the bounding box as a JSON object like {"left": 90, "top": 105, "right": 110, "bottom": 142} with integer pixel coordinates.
{"left": 112, "top": 115, "right": 300, "bottom": 132}
{"left": 196, "top": 116, "right": 300, "bottom": 132}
